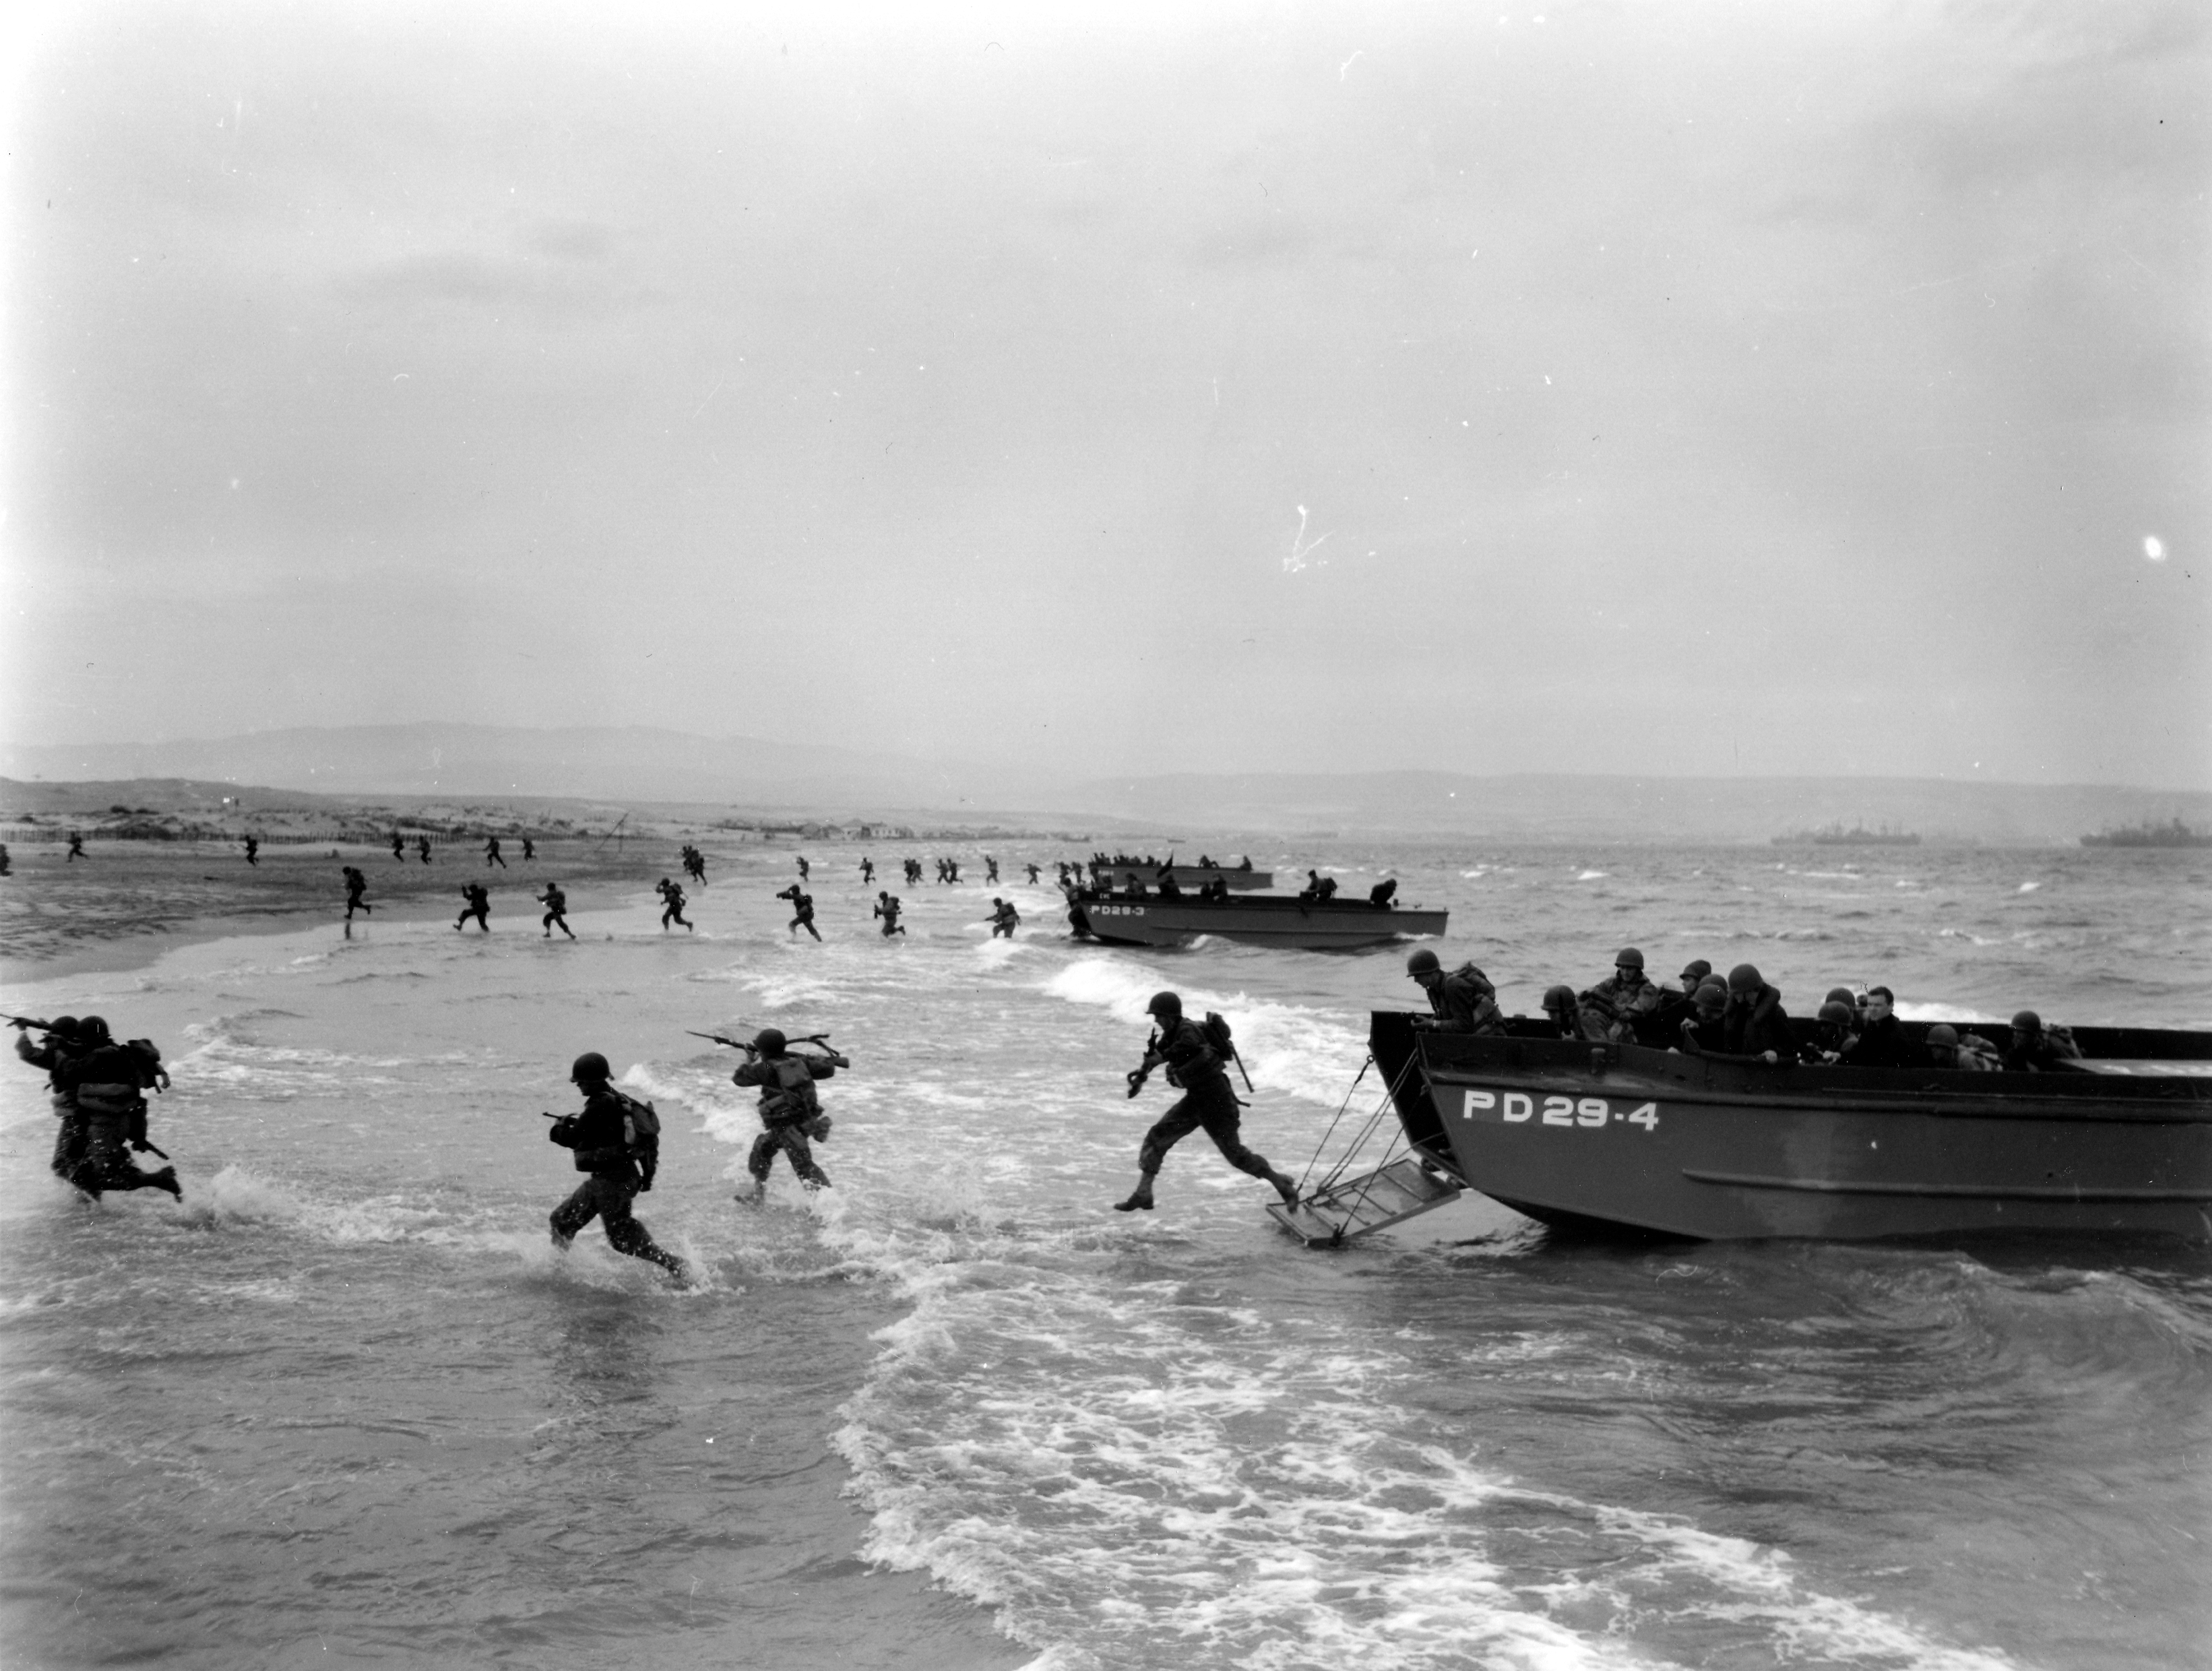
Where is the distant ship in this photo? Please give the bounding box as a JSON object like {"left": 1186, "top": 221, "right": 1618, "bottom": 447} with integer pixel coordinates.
{"left": 2081, "top": 819, "right": 2212, "bottom": 850}
{"left": 1771, "top": 823, "right": 1921, "bottom": 847}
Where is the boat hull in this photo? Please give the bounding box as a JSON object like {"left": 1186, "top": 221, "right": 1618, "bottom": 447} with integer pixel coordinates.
{"left": 1370, "top": 1013, "right": 2212, "bottom": 1242}
{"left": 1071, "top": 895, "right": 1445, "bottom": 950}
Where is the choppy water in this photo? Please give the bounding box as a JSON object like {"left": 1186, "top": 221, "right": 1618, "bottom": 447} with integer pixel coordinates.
{"left": 3, "top": 842, "right": 2208, "bottom": 1670}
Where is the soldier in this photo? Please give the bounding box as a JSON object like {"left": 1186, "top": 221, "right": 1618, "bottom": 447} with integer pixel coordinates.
{"left": 537, "top": 881, "right": 575, "bottom": 939}
{"left": 243, "top": 833, "right": 260, "bottom": 866}
{"left": 796, "top": 854, "right": 811, "bottom": 882}
{"left": 343, "top": 865, "right": 373, "bottom": 920}
{"left": 0, "top": 841, "right": 10, "bottom": 875}
{"left": 521, "top": 836, "right": 536, "bottom": 862}
{"left": 545, "top": 1052, "right": 685, "bottom": 1278}
{"left": 1925, "top": 1023, "right": 2003, "bottom": 1071}
{"left": 417, "top": 835, "right": 433, "bottom": 865}
{"left": 1722, "top": 964, "right": 1794, "bottom": 1063}
{"left": 778, "top": 883, "right": 821, "bottom": 941}
{"left": 455, "top": 881, "right": 492, "bottom": 932}
{"left": 485, "top": 836, "right": 507, "bottom": 869}
{"left": 986, "top": 897, "right": 1020, "bottom": 938}
{"left": 984, "top": 856, "right": 1000, "bottom": 884}
{"left": 67, "top": 830, "right": 86, "bottom": 861}
{"left": 15, "top": 1015, "right": 94, "bottom": 1187}
{"left": 2002, "top": 1011, "right": 2082, "bottom": 1072}
{"left": 1025, "top": 862, "right": 1040, "bottom": 885}
{"left": 732, "top": 1028, "right": 847, "bottom": 1202}
{"left": 1674, "top": 980, "right": 1732, "bottom": 1054}
{"left": 873, "top": 891, "right": 906, "bottom": 937}
{"left": 1581, "top": 949, "right": 1666, "bottom": 1044}
{"left": 391, "top": 831, "right": 405, "bottom": 861}
{"left": 1540, "top": 984, "right": 1589, "bottom": 1040}
{"left": 1115, "top": 992, "right": 1298, "bottom": 1213}
{"left": 1405, "top": 949, "right": 1503, "bottom": 1034}
{"left": 860, "top": 856, "right": 875, "bottom": 885}
{"left": 657, "top": 877, "right": 693, "bottom": 933}
{"left": 48, "top": 1016, "right": 182, "bottom": 1200}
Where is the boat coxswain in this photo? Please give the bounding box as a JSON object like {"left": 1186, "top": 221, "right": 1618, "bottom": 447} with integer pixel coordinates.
{"left": 1405, "top": 950, "right": 1503, "bottom": 1034}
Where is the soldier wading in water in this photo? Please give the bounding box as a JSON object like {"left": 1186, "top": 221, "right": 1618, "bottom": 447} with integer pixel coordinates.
{"left": 1116, "top": 992, "right": 1297, "bottom": 1213}
{"left": 545, "top": 1052, "right": 685, "bottom": 1278}
{"left": 732, "top": 1028, "right": 847, "bottom": 1203}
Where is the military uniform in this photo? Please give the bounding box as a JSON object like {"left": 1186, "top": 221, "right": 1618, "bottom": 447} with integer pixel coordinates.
{"left": 1133, "top": 1017, "right": 1282, "bottom": 1188}
{"left": 548, "top": 1085, "right": 682, "bottom": 1274}
{"left": 1419, "top": 964, "right": 1503, "bottom": 1035}
{"left": 734, "top": 1052, "right": 841, "bottom": 1190}
{"left": 16, "top": 1028, "right": 92, "bottom": 1185}
{"left": 53, "top": 1041, "right": 179, "bottom": 1199}
{"left": 1581, "top": 970, "right": 1665, "bottom": 1044}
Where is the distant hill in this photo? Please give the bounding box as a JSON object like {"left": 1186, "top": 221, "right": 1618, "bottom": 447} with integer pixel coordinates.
{"left": 5, "top": 727, "right": 2207, "bottom": 844}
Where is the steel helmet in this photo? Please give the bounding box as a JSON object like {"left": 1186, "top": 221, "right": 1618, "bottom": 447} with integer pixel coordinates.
{"left": 2011, "top": 1010, "right": 2042, "bottom": 1034}
{"left": 1818, "top": 1001, "right": 1855, "bottom": 1028}
{"left": 1825, "top": 987, "right": 1857, "bottom": 1009}
{"left": 49, "top": 1015, "right": 80, "bottom": 1039}
{"left": 1694, "top": 981, "right": 1728, "bottom": 1011}
{"left": 1405, "top": 949, "right": 1443, "bottom": 979}
{"left": 1145, "top": 992, "right": 1182, "bottom": 1019}
{"left": 569, "top": 1052, "right": 610, "bottom": 1084}
{"left": 754, "top": 1028, "right": 788, "bottom": 1054}
{"left": 1926, "top": 1024, "right": 1960, "bottom": 1046}
{"left": 1614, "top": 948, "right": 1645, "bottom": 970}
{"left": 77, "top": 1015, "right": 110, "bottom": 1042}
{"left": 1541, "top": 984, "right": 1577, "bottom": 1012}
{"left": 1726, "top": 964, "right": 1763, "bottom": 995}
{"left": 1678, "top": 960, "right": 1712, "bottom": 986}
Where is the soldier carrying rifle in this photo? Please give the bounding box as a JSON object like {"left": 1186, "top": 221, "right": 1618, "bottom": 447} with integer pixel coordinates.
{"left": 694, "top": 1026, "right": 849, "bottom": 1204}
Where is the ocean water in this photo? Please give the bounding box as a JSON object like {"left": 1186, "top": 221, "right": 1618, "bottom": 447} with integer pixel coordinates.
{"left": 2, "top": 841, "right": 2207, "bottom": 1670}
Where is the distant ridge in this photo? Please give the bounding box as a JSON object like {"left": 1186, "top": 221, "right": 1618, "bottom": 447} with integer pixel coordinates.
{"left": 4, "top": 728, "right": 2208, "bottom": 844}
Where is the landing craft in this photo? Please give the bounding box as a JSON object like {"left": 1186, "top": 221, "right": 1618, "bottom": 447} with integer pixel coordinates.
{"left": 1278, "top": 1013, "right": 2212, "bottom": 1244}
{"left": 1066, "top": 889, "right": 1445, "bottom": 951}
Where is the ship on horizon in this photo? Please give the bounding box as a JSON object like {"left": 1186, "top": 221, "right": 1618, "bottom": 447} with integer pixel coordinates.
{"left": 2081, "top": 817, "right": 2212, "bottom": 850}
{"left": 1771, "top": 821, "right": 1922, "bottom": 847}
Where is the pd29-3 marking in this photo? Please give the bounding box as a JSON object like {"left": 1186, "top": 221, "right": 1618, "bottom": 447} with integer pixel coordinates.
{"left": 1462, "top": 1090, "right": 1659, "bottom": 1131}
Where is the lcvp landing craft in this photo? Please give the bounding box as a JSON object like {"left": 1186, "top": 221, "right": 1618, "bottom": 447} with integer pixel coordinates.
{"left": 1275, "top": 1013, "right": 2212, "bottom": 1245}
{"left": 1066, "top": 880, "right": 1447, "bottom": 951}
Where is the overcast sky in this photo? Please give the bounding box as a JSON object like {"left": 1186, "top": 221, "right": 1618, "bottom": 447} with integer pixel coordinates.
{"left": 5, "top": 0, "right": 2207, "bottom": 785}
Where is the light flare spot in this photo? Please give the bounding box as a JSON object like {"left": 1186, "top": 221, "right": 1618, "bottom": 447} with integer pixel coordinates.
{"left": 2143, "top": 535, "right": 2166, "bottom": 562}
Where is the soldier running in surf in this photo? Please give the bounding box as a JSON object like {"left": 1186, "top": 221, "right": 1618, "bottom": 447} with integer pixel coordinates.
{"left": 873, "top": 891, "right": 906, "bottom": 937}
{"left": 520, "top": 836, "right": 536, "bottom": 861}
{"left": 778, "top": 884, "right": 821, "bottom": 941}
{"left": 986, "top": 897, "right": 1020, "bottom": 938}
{"left": 484, "top": 836, "right": 507, "bottom": 869}
{"left": 796, "top": 855, "right": 811, "bottom": 882}
{"left": 1025, "top": 862, "right": 1041, "bottom": 885}
{"left": 729, "top": 1028, "right": 847, "bottom": 1203}
{"left": 391, "top": 831, "right": 406, "bottom": 861}
{"left": 455, "top": 882, "right": 492, "bottom": 932}
{"left": 17, "top": 1016, "right": 182, "bottom": 1201}
{"left": 859, "top": 857, "right": 875, "bottom": 885}
{"left": 545, "top": 1052, "right": 685, "bottom": 1279}
{"left": 343, "top": 866, "right": 373, "bottom": 921}
{"left": 984, "top": 856, "right": 1000, "bottom": 885}
{"left": 1115, "top": 992, "right": 1297, "bottom": 1213}
{"left": 417, "top": 835, "right": 433, "bottom": 864}
{"left": 656, "top": 877, "right": 693, "bottom": 932}
{"left": 537, "top": 882, "right": 575, "bottom": 939}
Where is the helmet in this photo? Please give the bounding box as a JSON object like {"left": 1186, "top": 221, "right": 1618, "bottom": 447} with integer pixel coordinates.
{"left": 1614, "top": 948, "right": 1645, "bottom": 970}
{"left": 2011, "top": 1010, "right": 2042, "bottom": 1034}
{"left": 1405, "top": 949, "right": 1442, "bottom": 979}
{"left": 754, "top": 1028, "right": 788, "bottom": 1054}
{"left": 1541, "top": 984, "right": 1577, "bottom": 1013}
{"left": 1818, "top": 1001, "right": 1855, "bottom": 1028}
{"left": 569, "top": 1052, "right": 610, "bottom": 1084}
{"left": 1825, "top": 987, "right": 1857, "bottom": 1009}
{"left": 49, "top": 1015, "right": 80, "bottom": 1039}
{"left": 77, "top": 1015, "right": 110, "bottom": 1042}
{"left": 1145, "top": 991, "right": 1182, "bottom": 1019}
{"left": 1678, "top": 960, "right": 1712, "bottom": 986}
{"left": 1694, "top": 982, "right": 1728, "bottom": 1011}
{"left": 1726, "top": 964, "right": 1763, "bottom": 995}
{"left": 1926, "top": 1024, "right": 1960, "bottom": 1046}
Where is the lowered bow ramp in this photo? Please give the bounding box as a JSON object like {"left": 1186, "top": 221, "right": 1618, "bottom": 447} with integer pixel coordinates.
{"left": 1267, "top": 1156, "right": 1463, "bottom": 1247}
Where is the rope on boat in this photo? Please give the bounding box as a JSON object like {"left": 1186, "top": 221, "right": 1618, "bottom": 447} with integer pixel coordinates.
{"left": 1296, "top": 1054, "right": 1372, "bottom": 1194}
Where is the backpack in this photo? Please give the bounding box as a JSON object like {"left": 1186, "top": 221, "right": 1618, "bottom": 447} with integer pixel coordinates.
{"left": 1199, "top": 1011, "right": 1235, "bottom": 1058}
{"left": 608, "top": 1087, "right": 662, "bottom": 1189}
{"left": 761, "top": 1057, "right": 822, "bottom": 1125}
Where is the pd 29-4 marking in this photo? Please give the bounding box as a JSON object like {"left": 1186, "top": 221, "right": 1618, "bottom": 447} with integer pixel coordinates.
{"left": 1462, "top": 1090, "right": 1660, "bottom": 1131}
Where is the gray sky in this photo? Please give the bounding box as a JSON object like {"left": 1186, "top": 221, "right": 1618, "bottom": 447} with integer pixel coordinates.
{"left": 5, "top": 0, "right": 2207, "bottom": 786}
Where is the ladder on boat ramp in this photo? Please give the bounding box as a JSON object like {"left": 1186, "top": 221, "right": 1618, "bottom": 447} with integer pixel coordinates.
{"left": 1266, "top": 1154, "right": 1463, "bottom": 1248}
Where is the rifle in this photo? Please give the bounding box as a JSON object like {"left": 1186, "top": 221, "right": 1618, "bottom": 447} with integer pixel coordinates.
{"left": 1226, "top": 1040, "right": 1256, "bottom": 1096}
{"left": 5, "top": 1014, "right": 57, "bottom": 1032}
{"left": 1125, "top": 1028, "right": 1160, "bottom": 1099}
{"left": 689, "top": 1028, "right": 836, "bottom": 1059}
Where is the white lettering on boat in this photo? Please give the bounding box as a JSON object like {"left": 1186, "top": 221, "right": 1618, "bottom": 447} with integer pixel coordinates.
{"left": 1463, "top": 1088, "right": 1658, "bottom": 1131}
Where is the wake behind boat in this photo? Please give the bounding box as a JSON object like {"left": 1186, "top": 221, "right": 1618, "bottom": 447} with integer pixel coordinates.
{"left": 1277, "top": 1012, "right": 2212, "bottom": 1243}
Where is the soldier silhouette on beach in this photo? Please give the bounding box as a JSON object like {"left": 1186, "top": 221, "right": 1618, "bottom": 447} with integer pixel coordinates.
{"left": 455, "top": 883, "right": 491, "bottom": 932}
{"left": 657, "top": 877, "right": 693, "bottom": 932}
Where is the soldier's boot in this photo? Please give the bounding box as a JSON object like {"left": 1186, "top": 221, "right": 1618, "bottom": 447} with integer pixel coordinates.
{"left": 149, "top": 1166, "right": 183, "bottom": 1201}
{"left": 1267, "top": 1169, "right": 1299, "bottom": 1206}
{"left": 1114, "top": 1172, "right": 1158, "bottom": 1213}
